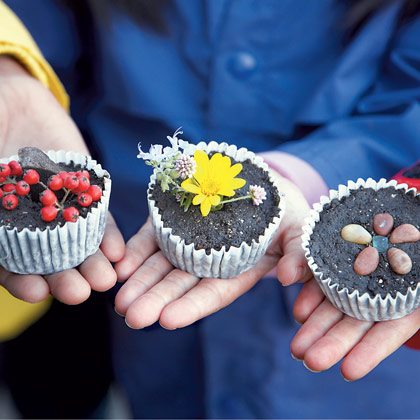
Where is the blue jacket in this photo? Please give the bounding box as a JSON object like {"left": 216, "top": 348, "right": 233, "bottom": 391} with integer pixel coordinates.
{"left": 7, "top": 0, "right": 420, "bottom": 418}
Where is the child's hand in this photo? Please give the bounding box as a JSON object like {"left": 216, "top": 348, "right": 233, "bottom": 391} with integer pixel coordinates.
{"left": 114, "top": 174, "right": 311, "bottom": 329}
{"left": 0, "top": 56, "right": 125, "bottom": 304}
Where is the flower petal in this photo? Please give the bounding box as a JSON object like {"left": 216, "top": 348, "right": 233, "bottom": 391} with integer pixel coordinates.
{"left": 210, "top": 195, "right": 221, "bottom": 206}
{"left": 181, "top": 179, "right": 201, "bottom": 194}
{"left": 231, "top": 177, "right": 246, "bottom": 189}
{"left": 200, "top": 198, "right": 212, "bottom": 217}
{"left": 194, "top": 150, "right": 209, "bottom": 169}
{"left": 193, "top": 194, "right": 206, "bottom": 205}
{"left": 217, "top": 187, "right": 235, "bottom": 197}
{"left": 229, "top": 163, "right": 243, "bottom": 178}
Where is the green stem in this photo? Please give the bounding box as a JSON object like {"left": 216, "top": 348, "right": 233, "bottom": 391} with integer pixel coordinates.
{"left": 219, "top": 194, "right": 251, "bottom": 205}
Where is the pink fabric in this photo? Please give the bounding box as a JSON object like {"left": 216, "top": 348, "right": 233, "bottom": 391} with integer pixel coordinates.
{"left": 259, "top": 151, "right": 329, "bottom": 206}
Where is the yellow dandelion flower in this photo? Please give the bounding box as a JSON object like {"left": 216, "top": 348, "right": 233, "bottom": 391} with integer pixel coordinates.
{"left": 181, "top": 150, "right": 246, "bottom": 216}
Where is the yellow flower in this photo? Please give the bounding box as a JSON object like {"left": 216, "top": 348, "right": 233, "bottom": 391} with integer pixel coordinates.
{"left": 181, "top": 150, "right": 246, "bottom": 216}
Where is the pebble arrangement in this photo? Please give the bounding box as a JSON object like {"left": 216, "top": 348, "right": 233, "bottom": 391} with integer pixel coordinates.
{"left": 341, "top": 213, "right": 420, "bottom": 276}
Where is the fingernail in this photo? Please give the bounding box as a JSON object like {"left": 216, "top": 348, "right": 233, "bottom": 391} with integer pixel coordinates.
{"left": 291, "top": 352, "right": 302, "bottom": 361}
{"left": 294, "top": 266, "right": 304, "bottom": 283}
{"left": 125, "top": 317, "right": 141, "bottom": 329}
{"left": 159, "top": 322, "right": 177, "bottom": 331}
{"left": 341, "top": 374, "right": 354, "bottom": 383}
{"left": 302, "top": 360, "right": 321, "bottom": 373}
{"left": 114, "top": 306, "right": 124, "bottom": 317}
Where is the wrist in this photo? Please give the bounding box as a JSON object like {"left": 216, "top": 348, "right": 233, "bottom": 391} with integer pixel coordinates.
{"left": 0, "top": 55, "right": 30, "bottom": 78}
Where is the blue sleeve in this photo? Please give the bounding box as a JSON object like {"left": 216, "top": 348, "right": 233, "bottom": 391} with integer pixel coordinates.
{"left": 280, "top": 14, "right": 420, "bottom": 188}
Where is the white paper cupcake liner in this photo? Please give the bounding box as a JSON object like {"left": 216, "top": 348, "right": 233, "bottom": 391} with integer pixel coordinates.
{"left": 148, "top": 141, "right": 286, "bottom": 279}
{"left": 0, "top": 150, "right": 111, "bottom": 275}
{"left": 302, "top": 178, "right": 419, "bottom": 321}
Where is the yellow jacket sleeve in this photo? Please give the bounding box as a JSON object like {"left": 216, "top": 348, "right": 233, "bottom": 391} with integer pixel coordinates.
{"left": 0, "top": 1, "right": 72, "bottom": 341}
{"left": 0, "top": 1, "right": 69, "bottom": 110}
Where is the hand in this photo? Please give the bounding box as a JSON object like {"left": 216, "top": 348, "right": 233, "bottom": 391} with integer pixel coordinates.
{"left": 114, "top": 174, "right": 311, "bottom": 329}
{"left": 290, "top": 279, "right": 420, "bottom": 381}
{"left": 0, "top": 56, "right": 125, "bottom": 304}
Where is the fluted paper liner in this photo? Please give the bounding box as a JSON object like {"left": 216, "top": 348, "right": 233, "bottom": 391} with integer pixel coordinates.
{"left": 0, "top": 150, "right": 111, "bottom": 275}
{"left": 148, "top": 141, "right": 285, "bottom": 279}
{"left": 302, "top": 178, "right": 419, "bottom": 321}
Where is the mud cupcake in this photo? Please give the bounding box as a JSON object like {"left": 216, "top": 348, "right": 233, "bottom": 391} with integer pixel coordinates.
{"left": 302, "top": 178, "right": 419, "bottom": 321}
{"left": 0, "top": 147, "right": 110, "bottom": 275}
{"left": 138, "top": 129, "right": 285, "bottom": 278}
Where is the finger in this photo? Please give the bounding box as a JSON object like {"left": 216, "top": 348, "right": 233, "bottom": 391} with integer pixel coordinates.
{"left": 45, "top": 269, "right": 91, "bottom": 305}
{"left": 114, "top": 251, "right": 173, "bottom": 315}
{"left": 0, "top": 269, "right": 50, "bottom": 303}
{"left": 125, "top": 269, "right": 199, "bottom": 329}
{"left": 78, "top": 249, "right": 117, "bottom": 292}
{"left": 303, "top": 316, "right": 373, "bottom": 372}
{"left": 114, "top": 218, "right": 158, "bottom": 281}
{"left": 293, "top": 278, "right": 325, "bottom": 324}
{"left": 100, "top": 213, "right": 125, "bottom": 263}
{"left": 277, "top": 251, "right": 312, "bottom": 286}
{"left": 341, "top": 308, "right": 420, "bottom": 381}
{"left": 160, "top": 253, "right": 278, "bottom": 330}
{"left": 290, "top": 299, "right": 343, "bottom": 360}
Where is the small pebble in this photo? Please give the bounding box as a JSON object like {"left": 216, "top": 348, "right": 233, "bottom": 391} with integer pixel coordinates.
{"left": 372, "top": 235, "right": 389, "bottom": 253}
{"left": 389, "top": 224, "right": 420, "bottom": 244}
{"left": 373, "top": 213, "right": 394, "bottom": 236}
{"left": 387, "top": 247, "right": 412, "bottom": 275}
{"left": 341, "top": 224, "right": 372, "bottom": 245}
{"left": 354, "top": 246, "right": 379, "bottom": 276}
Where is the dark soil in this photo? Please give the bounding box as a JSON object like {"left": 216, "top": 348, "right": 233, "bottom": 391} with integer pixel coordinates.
{"left": 150, "top": 160, "right": 281, "bottom": 253}
{"left": 403, "top": 162, "right": 420, "bottom": 178}
{"left": 0, "top": 162, "right": 106, "bottom": 232}
{"left": 310, "top": 187, "right": 419, "bottom": 299}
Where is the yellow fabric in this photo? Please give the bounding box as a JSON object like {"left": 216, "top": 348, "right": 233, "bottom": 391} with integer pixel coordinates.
{"left": 0, "top": 1, "right": 69, "bottom": 110}
{"left": 0, "top": 1, "right": 69, "bottom": 341}
{"left": 0, "top": 288, "right": 52, "bottom": 341}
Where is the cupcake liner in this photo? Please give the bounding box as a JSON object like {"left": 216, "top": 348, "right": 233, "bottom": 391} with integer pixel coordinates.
{"left": 0, "top": 150, "right": 111, "bottom": 275}
{"left": 148, "top": 141, "right": 286, "bottom": 279}
{"left": 302, "top": 178, "right": 419, "bottom": 321}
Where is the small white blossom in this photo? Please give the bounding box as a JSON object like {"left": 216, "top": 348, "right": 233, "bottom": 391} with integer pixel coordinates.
{"left": 175, "top": 154, "right": 196, "bottom": 179}
{"left": 178, "top": 139, "right": 196, "bottom": 156}
{"left": 249, "top": 185, "right": 267, "bottom": 206}
{"left": 137, "top": 143, "right": 165, "bottom": 162}
{"left": 166, "top": 127, "right": 183, "bottom": 150}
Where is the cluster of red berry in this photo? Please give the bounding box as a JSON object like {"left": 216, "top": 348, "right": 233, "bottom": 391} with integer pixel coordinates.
{"left": 0, "top": 161, "right": 102, "bottom": 223}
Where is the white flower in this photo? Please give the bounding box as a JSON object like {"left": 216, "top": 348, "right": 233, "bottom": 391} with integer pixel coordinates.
{"left": 178, "top": 139, "right": 196, "bottom": 156}
{"left": 249, "top": 185, "right": 267, "bottom": 206}
{"left": 166, "top": 127, "right": 183, "bottom": 150}
{"left": 137, "top": 142, "right": 179, "bottom": 163}
{"left": 175, "top": 154, "right": 196, "bottom": 179}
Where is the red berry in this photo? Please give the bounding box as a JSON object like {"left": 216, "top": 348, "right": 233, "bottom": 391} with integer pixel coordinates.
{"left": 8, "top": 160, "right": 23, "bottom": 177}
{"left": 79, "top": 170, "right": 90, "bottom": 179}
{"left": 23, "top": 169, "right": 40, "bottom": 185}
{"left": 0, "top": 163, "right": 11, "bottom": 178}
{"left": 64, "top": 175, "right": 79, "bottom": 191}
{"left": 48, "top": 175, "right": 64, "bottom": 191}
{"left": 40, "top": 206, "right": 58, "bottom": 222}
{"left": 63, "top": 206, "right": 80, "bottom": 223}
{"left": 3, "top": 183, "right": 15, "bottom": 193}
{"left": 0, "top": 177, "right": 6, "bottom": 183}
{"left": 74, "top": 175, "right": 90, "bottom": 193}
{"left": 15, "top": 181, "right": 30, "bottom": 196}
{"left": 77, "top": 193, "right": 93, "bottom": 207}
{"left": 40, "top": 189, "right": 58, "bottom": 206}
{"left": 0, "top": 188, "right": 4, "bottom": 199}
{"left": 87, "top": 185, "right": 102, "bottom": 202}
{"left": 2, "top": 194, "right": 18, "bottom": 210}
{"left": 59, "top": 171, "right": 70, "bottom": 180}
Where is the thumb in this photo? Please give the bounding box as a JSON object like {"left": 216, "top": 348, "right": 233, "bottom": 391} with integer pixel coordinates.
{"left": 272, "top": 175, "right": 313, "bottom": 286}
{"left": 277, "top": 227, "right": 313, "bottom": 286}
